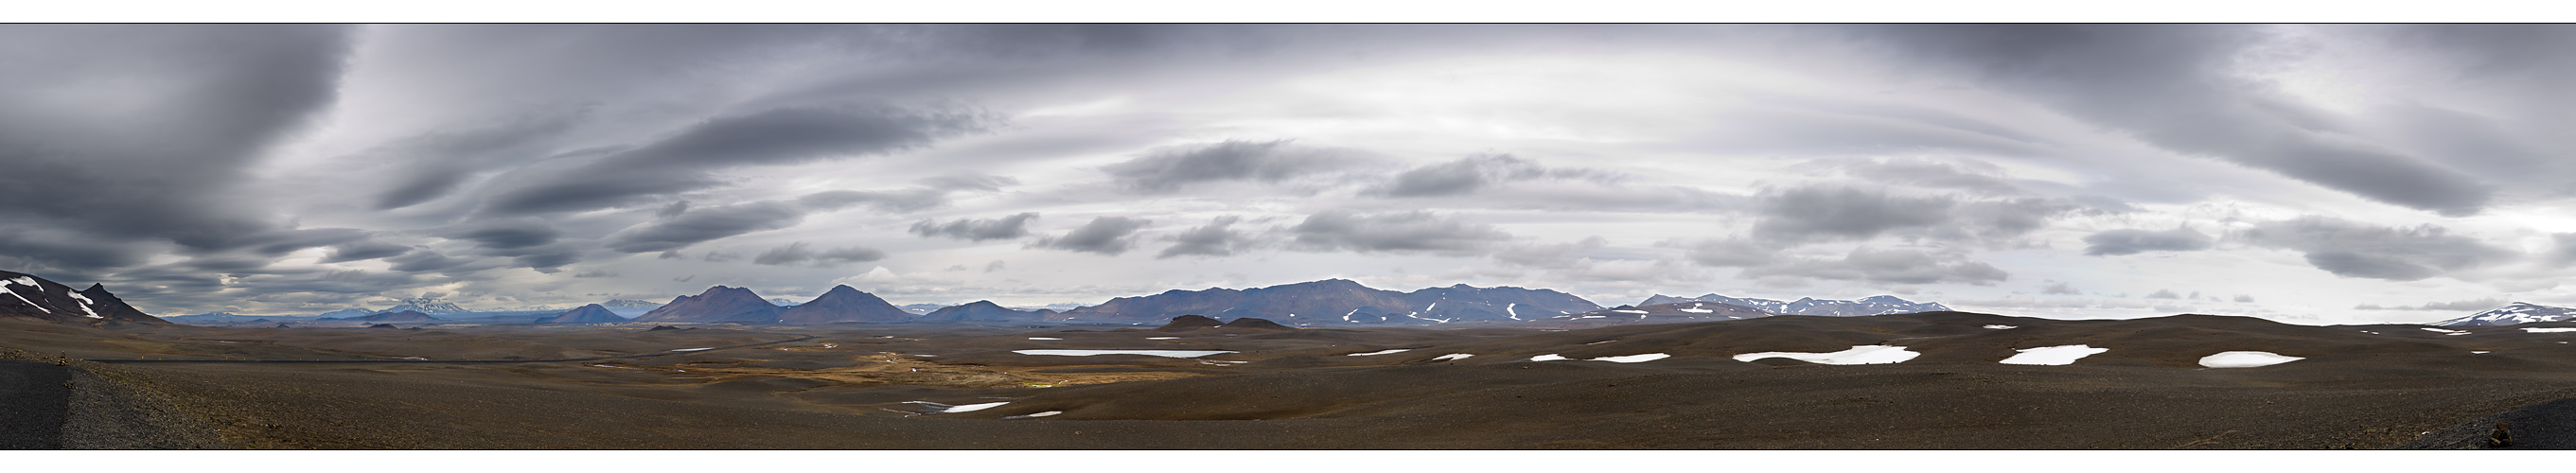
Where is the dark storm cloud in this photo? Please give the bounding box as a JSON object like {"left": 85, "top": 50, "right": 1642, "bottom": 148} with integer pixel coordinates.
{"left": 1368, "top": 154, "right": 1614, "bottom": 198}
{"left": 2081, "top": 228, "right": 2215, "bottom": 256}
{"left": 319, "top": 241, "right": 413, "bottom": 264}
{"left": 1751, "top": 186, "right": 1953, "bottom": 242}
{"left": 1033, "top": 217, "right": 1152, "bottom": 255}
{"left": 0, "top": 230, "right": 152, "bottom": 274}
{"left": 384, "top": 250, "right": 473, "bottom": 272}
{"left": 1157, "top": 217, "right": 1252, "bottom": 258}
{"left": 2238, "top": 217, "right": 2518, "bottom": 281}
{"left": 1758, "top": 247, "right": 2010, "bottom": 286}
{"left": 480, "top": 102, "right": 996, "bottom": 215}
{"left": 1101, "top": 140, "right": 1356, "bottom": 193}
{"left": 601, "top": 201, "right": 809, "bottom": 254}
{"left": 1831, "top": 25, "right": 2496, "bottom": 216}
{"left": 0, "top": 26, "right": 350, "bottom": 261}
{"left": 602, "top": 188, "right": 947, "bottom": 254}
{"left": 751, "top": 242, "right": 886, "bottom": 267}
{"left": 910, "top": 213, "right": 1040, "bottom": 242}
{"left": 366, "top": 111, "right": 591, "bottom": 210}
{"left": 1286, "top": 210, "right": 1512, "bottom": 256}
{"left": 444, "top": 219, "right": 564, "bottom": 250}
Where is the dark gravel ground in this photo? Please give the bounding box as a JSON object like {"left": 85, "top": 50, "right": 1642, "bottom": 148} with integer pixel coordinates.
{"left": 14, "top": 313, "right": 2576, "bottom": 449}
{"left": 0, "top": 359, "right": 69, "bottom": 449}
{"left": 2396, "top": 397, "right": 2576, "bottom": 449}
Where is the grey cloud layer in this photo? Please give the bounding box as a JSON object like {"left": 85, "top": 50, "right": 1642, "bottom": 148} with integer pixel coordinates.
{"left": 2238, "top": 217, "right": 2518, "bottom": 281}
{"left": 2082, "top": 228, "right": 2215, "bottom": 256}
{"left": 1034, "top": 217, "right": 1152, "bottom": 255}
{"left": 1834, "top": 25, "right": 2498, "bottom": 216}
{"left": 910, "top": 213, "right": 1040, "bottom": 241}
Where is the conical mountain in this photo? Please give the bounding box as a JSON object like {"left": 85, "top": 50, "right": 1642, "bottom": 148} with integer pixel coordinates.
{"left": 919, "top": 300, "right": 1041, "bottom": 322}
{"left": 777, "top": 285, "right": 913, "bottom": 324}
{"left": 540, "top": 304, "right": 626, "bottom": 324}
{"left": 634, "top": 286, "right": 782, "bottom": 323}
{"left": 0, "top": 271, "right": 167, "bottom": 325}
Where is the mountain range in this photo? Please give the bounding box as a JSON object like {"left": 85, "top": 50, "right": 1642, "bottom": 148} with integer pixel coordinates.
{"left": 540, "top": 304, "right": 627, "bottom": 324}
{"left": 1639, "top": 293, "right": 1953, "bottom": 317}
{"left": 1047, "top": 279, "right": 1601, "bottom": 325}
{"left": 2434, "top": 302, "right": 2576, "bottom": 326}
{"left": 0, "top": 271, "right": 166, "bottom": 325}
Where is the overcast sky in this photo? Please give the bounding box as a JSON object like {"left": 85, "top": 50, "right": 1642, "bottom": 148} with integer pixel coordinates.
{"left": 4, "top": 25, "right": 2573, "bottom": 324}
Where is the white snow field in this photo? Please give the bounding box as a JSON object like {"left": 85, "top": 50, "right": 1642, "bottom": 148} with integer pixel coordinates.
{"left": 1027, "top": 337, "right": 1062, "bottom": 341}
{"left": 1528, "top": 354, "right": 1569, "bottom": 361}
{"left": 2197, "top": 351, "right": 2304, "bottom": 368}
{"left": 1732, "top": 345, "right": 1920, "bottom": 365}
{"left": 1346, "top": 348, "right": 1411, "bottom": 357}
{"left": 1431, "top": 353, "right": 1474, "bottom": 361}
{"left": 2523, "top": 327, "right": 2576, "bottom": 333}
{"left": 1997, "top": 344, "right": 2108, "bottom": 365}
{"left": 1588, "top": 353, "right": 1670, "bottom": 363}
{"left": 1013, "top": 349, "right": 1236, "bottom": 358}
{"left": 1984, "top": 324, "right": 2017, "bottom": 329}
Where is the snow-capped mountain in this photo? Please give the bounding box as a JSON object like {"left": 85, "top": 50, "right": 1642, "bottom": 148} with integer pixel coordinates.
{"left": 2433, "top": 302, "right": 2576, "bottom": 326}
{"left": 0, "top": 270, "right": 168, "bottom": 324}
{"left": 379, "top": 301, "right": 470, "bottom": 314}
{"left": 1638, "top": 293, "right": 1951, "bottom": 317}
{"left": 600, "top": 299, "right": 665, "bottom": 310}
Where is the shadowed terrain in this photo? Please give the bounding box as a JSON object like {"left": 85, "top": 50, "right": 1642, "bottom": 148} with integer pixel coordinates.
{"left": 9, "top": 312, "right": 2576, "bottom": 448}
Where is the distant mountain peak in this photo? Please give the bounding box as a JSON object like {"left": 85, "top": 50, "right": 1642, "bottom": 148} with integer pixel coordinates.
{"left": 2435, "top": 302, "right": 2576, "bottom": 326}
{"left": 1638, "top": 293, "right": 1949, "bottom": 317}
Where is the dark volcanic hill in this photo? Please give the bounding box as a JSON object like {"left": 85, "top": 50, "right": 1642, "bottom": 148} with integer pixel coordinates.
{"left": 1049, "top": 279, "right": 1600, "bottom": 326}
{"left": 1216, "top": 317, "right": 1296, "bottom": 331}
{"left": 1641, "top": 293, "right": 1951, "bottom": 317}
{"left": 919, "top": 300, "right": 1042, "bottom": 322}
{"left": 1154, "top": 315, "right": 1226, "bottom": 331}
{"left": 539, "top": 304, "right": 626, "bottom": 324}
{"left": 2434, "top": 302, "right": 2576, "bottom": 326}
{"left": 358, "top": 310, "right": 439, "bottom": 322}
{"left": 776, "top": 285, "right": 912, "bottom": 324}
{"left": 634, "top": 286, "right": 783, "bottom": 323}
{"left": 0, "top": 271, "right": 167, "bottom": 325}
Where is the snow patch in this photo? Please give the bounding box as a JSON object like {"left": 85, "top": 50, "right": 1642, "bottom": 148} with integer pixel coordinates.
{"left": 1612, "top": 309, "right": 1647, "bottom": 314}
{"left": 1984, "top": 324, "right": 2017, "bottom": 330}
{"left": 2197, "top": 351, "right": 2303, "bottom": 368}
{"left": 0, "top": 284, "right": 47, "bottom": 313}
{"left": 2522, "top": 327, "right": 2576, "bottom": 333}
{"left": 1678, "top": 308, "right": 1712, "bottom": 313}
{"left": 1997, "top": 344, "right": 2108, "bottom": 366}
{"left": 670, "top": 347, "right": 714, "bottom": 352}
{"left": 1004, "top": 411, "right": 1064, "bottom": 419}
{"left": 4, "top": 276, "right": 35, "bottom": 287}
{"left": 1529, "top": 354, "right": 1568, "bottom": 361}
{"left": 2471, "top": 351, "right": 2492, "bottom": 354}
{"left": 944, "top": 402, "right": 1008, "bottom": 413}
{"left": 1347, "top": 348, "right": 1411, "bottom": 357}
{"left": 1432, "top": 353, "right": 1473, "bottom": 361}
{"left": 59, "top": 290, "right": 99, "bottom": 318}
{"left": 2422, "top": 327, "right": 2469, "bottom": 335}
{"left": 1732, "top": 345, "right": 1919, "bottom": 365}
{"left": 1589, "top": 353, "right": 1669, "bottom": 363}
{"left": 1027, "top": 337, "right": 1062, "bottom": 341}
{"left": 1145, "top": 337, "right": 1179, "bottom": 340}
{"left": 1014, "top": 349, "right": 1235, "bottom": 358}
